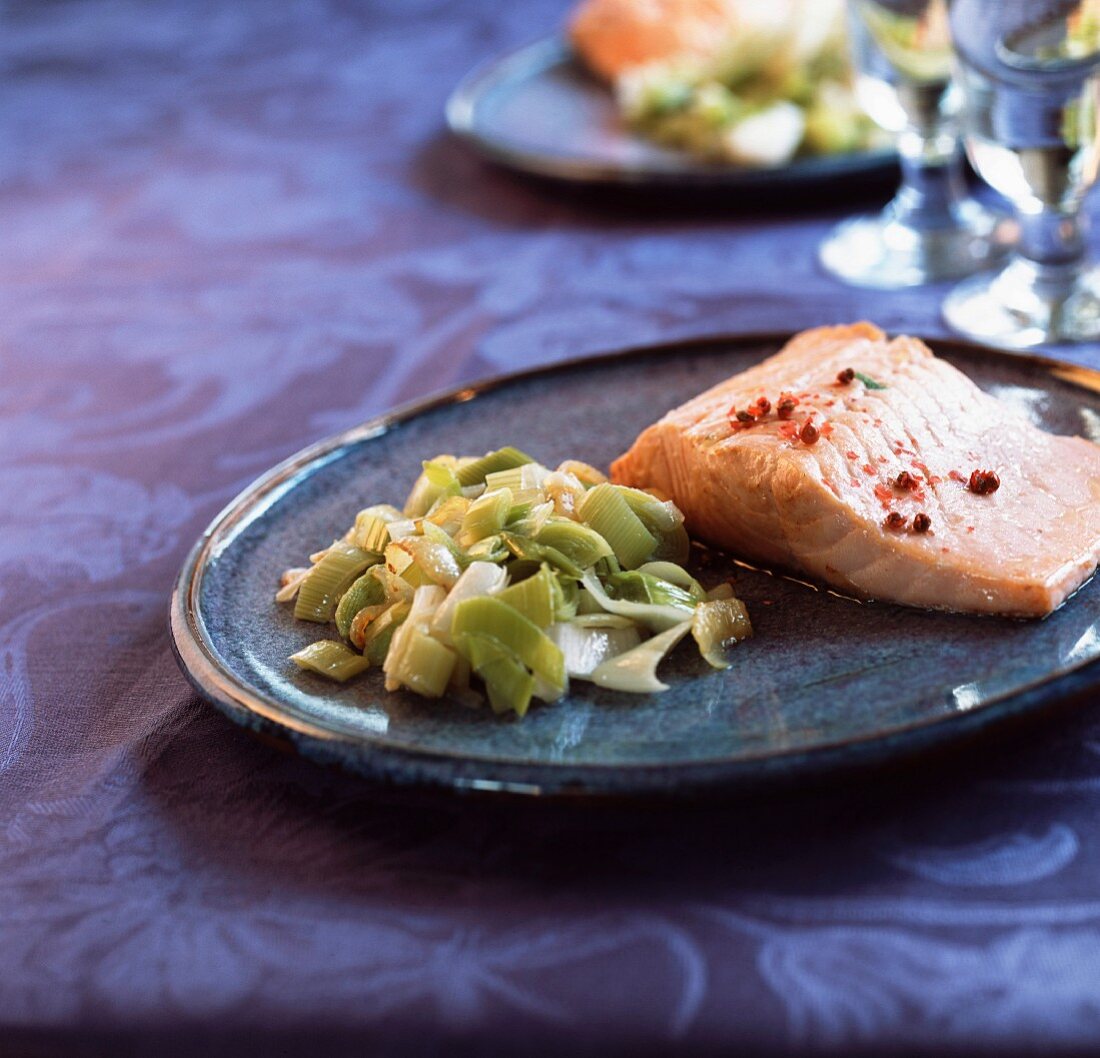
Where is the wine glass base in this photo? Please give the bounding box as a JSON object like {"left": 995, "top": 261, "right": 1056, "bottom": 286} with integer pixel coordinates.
{"left": 943, "top": 259, "right": 1100, "bottom": 349}
{"left": 819, "top": 202, "right": 1013, "bottom": 289}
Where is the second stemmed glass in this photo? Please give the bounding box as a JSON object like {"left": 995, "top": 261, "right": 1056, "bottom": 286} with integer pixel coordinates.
{"left": 944, "top": 0, "right": 1100, "bottom": 347}
{"left": 820, "top": 0, "right": 1013, "bottom": 288}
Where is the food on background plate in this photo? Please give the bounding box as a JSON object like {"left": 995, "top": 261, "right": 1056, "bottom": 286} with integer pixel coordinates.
{"left": 277, "top": 450, "right": 751, "bottom": 717}
{"left": 569, "top": 0, "right": 877, "bottom": 165}
{"left": 612, "top": 323, "right": 1100, "bottom": 617}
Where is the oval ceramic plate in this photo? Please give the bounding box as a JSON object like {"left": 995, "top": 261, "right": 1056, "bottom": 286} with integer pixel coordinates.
{"left": 171, "top": 334, "right": 1100, "bottom": 799}
{"left": 446, "top": 37, "right": 898, "bottom": 191}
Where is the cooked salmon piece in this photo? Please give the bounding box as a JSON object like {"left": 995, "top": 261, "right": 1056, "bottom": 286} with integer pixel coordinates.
{"left": 611, "top": 323, "right": 1100, "bottom": 616}
{"left": 569, "top": 0, "right": 741, "bottom": 81}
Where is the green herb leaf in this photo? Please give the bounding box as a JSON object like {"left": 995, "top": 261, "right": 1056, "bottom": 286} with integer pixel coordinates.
{"left": 855, "top": 371, "right": 888, "bottom": 390}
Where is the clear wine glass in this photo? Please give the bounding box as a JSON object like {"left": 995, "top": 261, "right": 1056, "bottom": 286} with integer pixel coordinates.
{"left": 820, "top": 0, "right": 1013, "bottom": 288}
{"left": 944, "top": 0, "right": 1100, "bottom": 347}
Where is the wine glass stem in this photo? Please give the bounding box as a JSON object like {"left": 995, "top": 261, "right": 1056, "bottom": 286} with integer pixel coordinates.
{"left": 1016, "top": 207, "right": 1087, "bottom": 280}
{"left": 891, "top": 126, "right": 970, "bottom": 231}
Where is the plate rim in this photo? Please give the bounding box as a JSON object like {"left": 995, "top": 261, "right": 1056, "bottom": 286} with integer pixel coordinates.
{"left": 170, "top": 331, "right": 1100, "bottom": 798}
{"left": 444, "top": 35, "right": 899, "bottom": 188}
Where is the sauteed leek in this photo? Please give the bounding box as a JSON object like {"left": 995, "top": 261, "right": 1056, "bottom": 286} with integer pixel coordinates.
{"left": 278, "top": 448, "right": 752, "bottom": 717}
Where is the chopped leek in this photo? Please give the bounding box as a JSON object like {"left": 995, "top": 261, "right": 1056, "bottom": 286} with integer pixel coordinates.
{"left": 607, "top": 570, "right": 699, "bottom": 611}
{"left": 458, "top": 487, "right": 512, "bottom": 547}
{"left": 636, "top": 562, "right": 706, "bottom": 602}
{"left": 577, "top": 484, "right": 656, "bottom": 570}
{"left": 388, "top": 536, "right": 462, "bottom": 588}
{"left": 424, "top": 495, "right": 470, "bottom": 536}
{"left": 457, "top": 632, "right": 536, "bottom": 716}
{"left": 291, "top": 640, "right": 372, "bottom": 682}
{"left": 590, "top": 620, "right": 693, "bottom": 693}
{"left": 276, "top": 567, "right": 310, "bottom": 603}
{"left": 549, "top": 621, "right": 642, "bottom": 679}
{"left": 385, "top": 627, "right": 457, "bottom": 697}
{"left": 455, "top": 446, "right": 533, "bottom": 486}
{"left": 335, "top": 570, "right": 388, "bottom": 639}
{"left": 556, "top": 459, "right": 607, "bottom": 486}
{"left": 495, "top": 563, "right": 556, "bottom": 628}
{"left": 500, "top": 533, "right": 583, "bottom": 578}
{"left": 691, "top": 597, "right": 753, "bottom": 669}
{"left": 580, "top": 569, "right": 693, "bottom": 633}
{"left": 535, "top": 518, "right": 614, "bottom": 568}
{"left": 349, "top": 512, "right": 392, "bottom": 553}
{"left": 484, "top": 463, "right": 548, "bottom": 494}
{"left": 294, "top": 543, "right": 378, "bottom": 623}
{"left": 616, "top": 486, "right": 684, "bottom": 533}
{"left": 451, "top": 596, "right": 565, "bottom": 694}
{"left": 404, "top": 457, "right": 462, "bottom": 517}
{"left": 281, "top": 443, "right": 753, "bottom": 715}
{"left": 362, "top": 601, "right": 410, "bottom": 665}
{"left": 349, "top": 603, "right": 391, "bottom": 650}
{"left": 429, "top": 561, "right": 509, "bottom": 642}
{"left": 466, "top": 534, "right": 510, "bottom": 563}
{"left": 649, "top": 521, "right": 691, "bottom": 564}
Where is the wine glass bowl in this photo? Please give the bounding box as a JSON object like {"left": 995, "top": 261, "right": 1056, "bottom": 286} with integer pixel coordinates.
{"left": 820, "top": 0, "right": 1013, "bottom": 289}
{"left": 943, "top": 0, "right": 1100, "bottom": 346}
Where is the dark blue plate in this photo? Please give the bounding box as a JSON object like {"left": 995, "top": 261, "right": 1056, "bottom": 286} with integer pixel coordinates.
{"left": 446, "top": 37, "right": 898, "bottom": 191}
{"left": 170, "top": 334, "right": 1100, "bottom": 798}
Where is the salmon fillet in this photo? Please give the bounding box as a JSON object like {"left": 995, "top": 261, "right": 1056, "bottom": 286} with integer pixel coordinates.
{"left": 611, "top": 323, "right": 1100, "bottom": 616}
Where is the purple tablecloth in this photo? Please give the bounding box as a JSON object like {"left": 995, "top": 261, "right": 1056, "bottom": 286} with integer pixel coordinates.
{"left": 4, "top": 2, "right": 1100, "bottom": 1055}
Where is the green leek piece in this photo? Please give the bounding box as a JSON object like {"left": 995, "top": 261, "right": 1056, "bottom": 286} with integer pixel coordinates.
{"left": 555, "top": 576, "right": 579, "bottom": 621}
{"left": 466, "top": 534, "right": 510, "bottom": 564}
{"left": 350, "top": 512, "right": 392, "bottom": 553}
{"left": 335, "top": 570, "right": 388, "bottom": 639}
{"left": 495, "top": 564, "right": 557, "bottom": 628}
{"left": 404, "top": 458, "right": 462, "bottom": 517}
{"left": 650, "top": 522, "right": 691, "bottom": 564}
{"left": 294, "top": 542, "right": 378, "bottom": 623}
{"left": 615, "top": 486, "right": 683, "bottom": 533}
{"left": 424, "top": 495, "right": 470, "bottom": 534}
{"left": 691, "top": 597, "right": 753, "bottom": 670}
{"left": 450, "top": 596, "right": 565, "bottom": 693}
{"left": 368, "top": 562, "right": 415, "bottom": 604}
{"left": 349, "top": 603, "right": 391, "bottom": 650}
{"left": 507, "top": 500, "right": 555, "bottom": 539}
{"left": 570, "top": 613, "right": 635, "bottom": 629}
{"left": 636, "top": 562, "right": 706, "bottom": 603}
{"left": 580, "top": 569, "right": 693, "bottom": 633}
{"left": 590, "top": 620, "right": 693, "bottom": 693}
{"left": 500, "top": 533, "right": 583, "bottom": 578}
{"left": 291, "top": 640, "right": 372, "bottom": 682}
{"left": 575, "top": 588, "right": 604, "bottom": 615}
{"left": 362, "top": 601, "right": 410, "bottom": 666}
{"left": 608, "top": 570, "right": 698, "bottom": 611}
{"left": 384, "top": 542, "right": 437, "bottom": 588}
{"left": 457, "top": 633, "right": 536, "bottom": 717}
{"left": 535, "top": 519, "right": 614, "bottom": 569}
{"left": 385, "top": 627, "right": 457, "bottom": 698}
{"left": 458, "top": 487, "right": 513, "bottom": 546}
{"left": 484, "top": 463, "right": 547, "bottom": 494}
{"left": 387, "top": 531, "right": 463, "bottom": 587}
{"left": 577, "top": 484, "right": 656, "bottom": 570}
{"left": 421, "top": 520, "right": 471, "bottom": 569}
{"left": 556, "top": 459, "right": 607, "bottom": 487}
{"left": 455, "top": 447, "right": 534, "bottom": 487}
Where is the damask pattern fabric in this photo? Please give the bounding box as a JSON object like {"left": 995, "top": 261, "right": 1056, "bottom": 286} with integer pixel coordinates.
{"left": 3, "top": 1, "right": 1100, "bottom": 1054}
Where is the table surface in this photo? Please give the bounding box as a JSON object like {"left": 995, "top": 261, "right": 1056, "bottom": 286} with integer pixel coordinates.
{"left": 4, "top": 1, "right": 1100, "bottom": 1055}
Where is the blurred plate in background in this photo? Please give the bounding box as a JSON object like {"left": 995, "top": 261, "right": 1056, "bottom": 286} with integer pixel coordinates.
{"left": 446, "top": 37, "right": 898, "bottom": 192}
